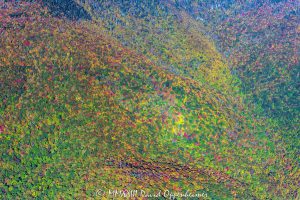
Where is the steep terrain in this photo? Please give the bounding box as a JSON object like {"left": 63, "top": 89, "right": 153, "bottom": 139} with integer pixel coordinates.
{"left": 0, "top": 1, "right": 298, "bottom": 199}
{"left": 170, "top": 0, "right": 300, "bottom": 160}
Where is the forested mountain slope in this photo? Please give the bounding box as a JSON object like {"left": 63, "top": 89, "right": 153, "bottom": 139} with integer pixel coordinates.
{"left": 0, "top": 1, "right": 298, "bottom": 199}
{"left": 170, "top": 0, "right": 300, "bottom": 160}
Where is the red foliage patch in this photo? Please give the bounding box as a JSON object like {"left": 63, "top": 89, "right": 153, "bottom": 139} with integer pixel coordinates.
{"left": 23, "top": 40, "right": 30, "bottom": 47}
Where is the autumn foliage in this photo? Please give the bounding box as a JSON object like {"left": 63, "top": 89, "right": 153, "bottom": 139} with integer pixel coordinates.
{"left": 0, "top": 1, "right": 298, "bottom": 199}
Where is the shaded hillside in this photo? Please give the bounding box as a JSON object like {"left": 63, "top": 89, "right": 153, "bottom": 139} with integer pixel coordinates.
{"left": 169, "top": 0, "right": 300, "bottom": 162}
{"left": 42, "top": 0, "right": 91, "bottom": 20}
{"left": 213, "top": 0, "right": 300, "bottom": 159}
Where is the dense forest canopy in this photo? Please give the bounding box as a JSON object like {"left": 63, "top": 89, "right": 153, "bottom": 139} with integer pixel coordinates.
{"left": 0, "top": 0, "right": 299, "bottom": 199}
